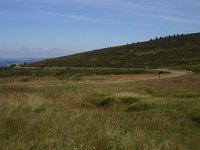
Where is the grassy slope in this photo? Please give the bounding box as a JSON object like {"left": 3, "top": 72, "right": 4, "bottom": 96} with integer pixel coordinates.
{"left": 33, "top": 33, "right": 200, "bottom": 72}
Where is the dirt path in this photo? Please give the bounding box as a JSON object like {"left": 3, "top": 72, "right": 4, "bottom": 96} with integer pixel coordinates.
{"left": 21, "top": 69, "right": 189, "bottom": 88}
{"left": 97, "top": 69, "right": 189, "bottom": 84}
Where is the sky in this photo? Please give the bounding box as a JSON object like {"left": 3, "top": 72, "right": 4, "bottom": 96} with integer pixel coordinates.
{"left": 0, "top": 0, "right": 199, "bottom": 58}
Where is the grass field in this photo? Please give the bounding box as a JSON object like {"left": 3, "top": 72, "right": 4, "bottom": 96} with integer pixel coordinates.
{"left": 0, "top": 68, "right": 200, "bottom": 149}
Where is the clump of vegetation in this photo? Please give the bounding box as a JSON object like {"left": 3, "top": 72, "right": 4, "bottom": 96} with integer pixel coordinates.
{"left": 10, "top": 64, "right": 17, "bottom": 68}
{"left": 33, "top": 105, "right": 47, "bottom": 114}
{"left": 86, "top": 94, "right": 115, "bottom": 109}
{"left": 173, "top": 92, "right": 200, "bottom": 98}
{"left": 190, "top": 108, "right": 200, "bottom": 123}
{"left": 93, "top": 95, "right": 115, "bottom": 108}
{"left": 85, "top": 93, "right": 156, "bottom": 112}
{"left": 126, "top": 100, "right": 156, "bottom": 112}
{"left": 191, "top": 114, "right": 200, "bottom": 123}
{"left": 119, "top": 96, "right": 141, "bottom": 104}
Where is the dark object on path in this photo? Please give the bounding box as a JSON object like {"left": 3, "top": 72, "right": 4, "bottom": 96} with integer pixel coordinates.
{"left": 158, "top": 70, "right": 170, "bottom": 79}
{"left": 159, "top": 71, "right": 162, "bottom": 79}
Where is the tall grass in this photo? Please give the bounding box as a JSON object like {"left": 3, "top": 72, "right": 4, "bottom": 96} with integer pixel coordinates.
{"left": 0, "top": 74, "right": 200, "bottom": 149}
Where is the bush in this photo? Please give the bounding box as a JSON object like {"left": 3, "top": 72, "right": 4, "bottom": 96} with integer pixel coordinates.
{"left": 10, "top": 64, "right": 16, "bottom": 68}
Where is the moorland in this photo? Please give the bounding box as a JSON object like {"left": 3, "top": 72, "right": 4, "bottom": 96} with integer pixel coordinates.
{"left": 0, "top": 33, "right": 200, "bottom": 149}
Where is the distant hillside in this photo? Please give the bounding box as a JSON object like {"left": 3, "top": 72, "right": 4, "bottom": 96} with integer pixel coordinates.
{"left": 32, "top": 33, "right": 200, "bottom": 73}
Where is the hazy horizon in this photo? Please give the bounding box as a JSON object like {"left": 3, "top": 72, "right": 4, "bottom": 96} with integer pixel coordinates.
{"left": 0, "top": 0, "right": 200, "bottom": 58}
{"left": 0, "top": 57, "right": 46, "bottom": 67}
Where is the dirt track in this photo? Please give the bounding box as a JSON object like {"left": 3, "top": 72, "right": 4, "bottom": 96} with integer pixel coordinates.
{"left": 22, "top": 69, "right": 190, "bottom": 88}
{"left": 98, "top": 69, "right": 189, "bottom": 84}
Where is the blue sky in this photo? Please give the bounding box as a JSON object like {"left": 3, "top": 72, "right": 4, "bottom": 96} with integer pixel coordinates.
{"left": 0, "top": 0, "right": 199, "bottom": 58}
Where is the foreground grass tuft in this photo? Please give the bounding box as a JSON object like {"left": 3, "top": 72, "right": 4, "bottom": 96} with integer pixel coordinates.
{"left": 119, "top": 97, "right": 141, "bottom": 105}
{"left": 190, "top": 108, "right": 200, "bottom": 123}
{"left": 173, "top": 92, "right": 200, "bottom": 98}
{"left": 191, "top": 114, "right": 200, "bottom": 123}
{"left": 126, "top": 100, "right": 156, "bottom": 112}
{"left": 90, "top": 94, "right": 115, "bottom": 108}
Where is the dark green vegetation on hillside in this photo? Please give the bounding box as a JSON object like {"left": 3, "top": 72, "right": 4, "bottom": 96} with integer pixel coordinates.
{"left": 32, "top": 33, "right": 200, "bottom": 73}
{"left": 0, "top": 67, "right": 156, "bottom": 79}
